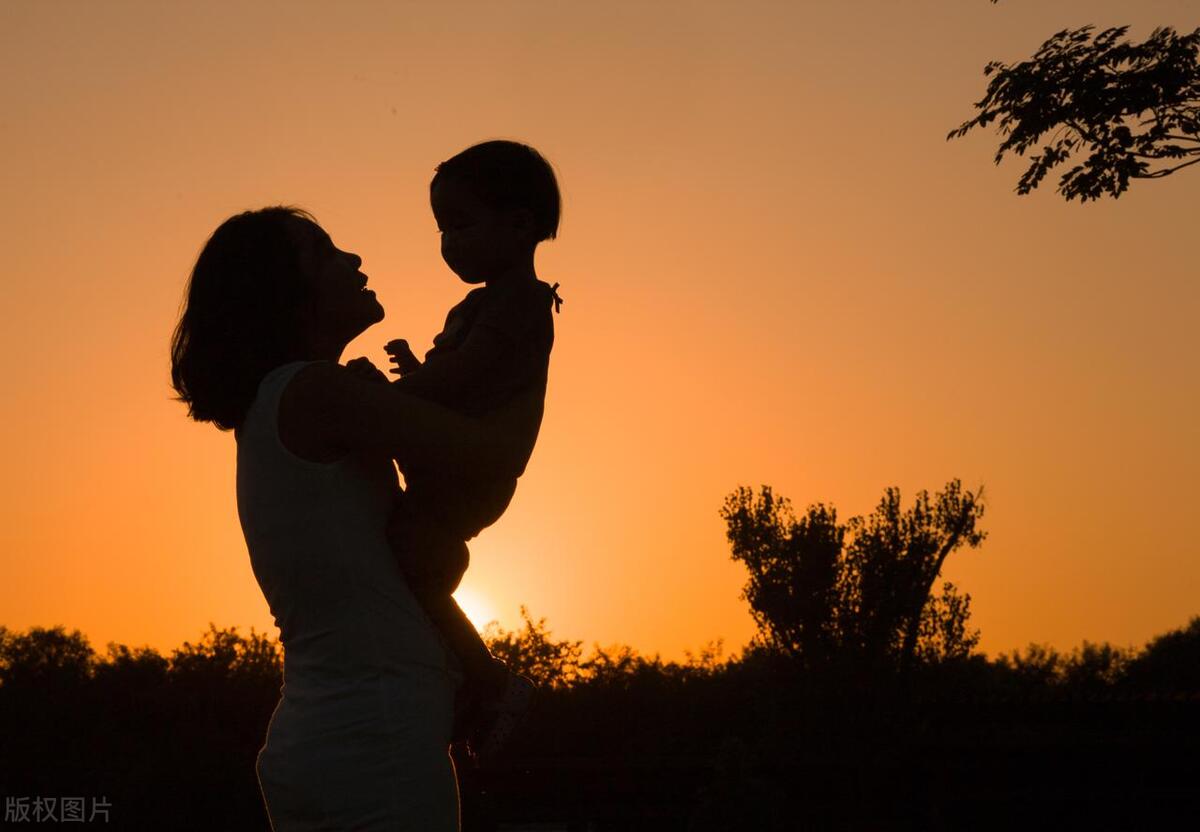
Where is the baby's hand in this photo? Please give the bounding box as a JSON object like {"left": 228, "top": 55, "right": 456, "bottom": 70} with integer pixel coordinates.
{"left": 384, "top": 339, "right": 422, "bottom": 376}
{"left": 345, "top": 356, "right": 388, "bottom": 384}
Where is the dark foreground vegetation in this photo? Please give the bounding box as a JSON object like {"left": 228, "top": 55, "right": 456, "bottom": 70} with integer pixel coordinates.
{"left": 0, "top": 616, "right": 1197, "bottom": 830}
{"left": 2, "top": 481, "right": 1196, "bottom": 829}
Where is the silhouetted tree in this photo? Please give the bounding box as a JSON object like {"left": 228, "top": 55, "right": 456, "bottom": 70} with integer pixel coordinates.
{"left": 165, "top": 623, "right": 283, "bottom": 760}
{"left": 168, "top": 622, "right": 282, "bottom": 685}
{"left": 717, "top": 490, "right": 842, "bottom": 670}
{"left": 845, "top": 481, "right": 987, "bottom": 674}
{"left": 996, "top": 643, "right": 1063, "bottom": 688}
{"left": 1061, "top": 641, "right": 1131, "bottom": 694}
{"left": 949, "top": 21, "right": 1200, "bottom": 200}
{"left": 0, "top": 625, "right": 95, "bottom": 689}
{"left": 579, "top": 643, "right": 644, "bottom": 687}
{"left": 483, "top": 606, "right": 584, "bottom": 689}
{"left": 721, "top": 479, "right": 986, "bottom": 676}
{"left": 1122, "top": 615, "right": 1200, "bottom": 693}
{"left": 95, "top": 642, "right": 169, "bottom": 678}
{"left": 914, "top": 580, "right": 979, "bottom": 665}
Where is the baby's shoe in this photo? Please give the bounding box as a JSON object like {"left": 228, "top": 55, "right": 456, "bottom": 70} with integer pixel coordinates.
{"left": 450, "top": 685, "right": 488, "bottom": 769}
{"left": 471, "top": 670, "right": 536, "bottom": 761}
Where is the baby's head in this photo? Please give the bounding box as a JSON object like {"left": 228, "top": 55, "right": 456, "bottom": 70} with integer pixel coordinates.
{"left": 430, "top": 140, "right": 560, "bottom": 284}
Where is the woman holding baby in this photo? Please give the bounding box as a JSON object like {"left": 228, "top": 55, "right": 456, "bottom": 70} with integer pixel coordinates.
{"left": 170, "top": 141, "right": 560, "bottom": 830}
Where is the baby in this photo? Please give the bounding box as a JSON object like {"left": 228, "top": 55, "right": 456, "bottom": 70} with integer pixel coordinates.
{"left": 350, "top": 140, "right": 562, "bottom": 758}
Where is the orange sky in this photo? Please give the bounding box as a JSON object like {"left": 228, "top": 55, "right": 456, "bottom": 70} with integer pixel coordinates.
{"left": 1, "top": 1, "right": 1197, "bottom": 662}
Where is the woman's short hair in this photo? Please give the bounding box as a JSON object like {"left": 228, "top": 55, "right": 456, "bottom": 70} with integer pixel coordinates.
{"left": 170, "top": 206, "right": 316, "bottom": 431}
{"left": 431, "top": 140, "right": 561, "bottom": 242}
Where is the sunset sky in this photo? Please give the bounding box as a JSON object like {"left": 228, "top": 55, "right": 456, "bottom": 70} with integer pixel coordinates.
{"left": 2, "top": 1, "right": 1196, "bottom": 663}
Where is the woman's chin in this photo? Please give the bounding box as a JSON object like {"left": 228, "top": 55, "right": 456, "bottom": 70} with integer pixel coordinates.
{"left": 365, "top": 296, "right": 385, "bottom": 322}
{"left": 348, "top": 303, "right": 385, "bottom": 340}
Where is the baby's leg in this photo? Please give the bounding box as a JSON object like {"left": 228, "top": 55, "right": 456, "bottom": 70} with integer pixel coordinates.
{"left": 388, "top": 490, "right": 535, "bottom": 758}
{"left": 387, "top": 499, "right": 506, "bottom": 694}
{"left": 421, "top": 593, "right": 505, "bottom": 692}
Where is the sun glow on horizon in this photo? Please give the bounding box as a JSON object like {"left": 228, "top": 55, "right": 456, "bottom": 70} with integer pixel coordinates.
{"left": 452, "top": 585, "right": 499, "bottom": 634}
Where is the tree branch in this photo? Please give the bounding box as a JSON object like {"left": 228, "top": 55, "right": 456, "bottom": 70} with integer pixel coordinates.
{"left": 1138, "top": 155, "right": 1200, "bottom": 177}
{"left": 1066, "top": 119, "right": 1104, "bottom": 147}
{"left": 952, "top": 23, "right": 1200, "bottom": 199}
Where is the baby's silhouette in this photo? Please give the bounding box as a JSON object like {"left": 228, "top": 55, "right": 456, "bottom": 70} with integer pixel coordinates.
{"left": 349, "top": 140, "right": 562, "bottom": 759}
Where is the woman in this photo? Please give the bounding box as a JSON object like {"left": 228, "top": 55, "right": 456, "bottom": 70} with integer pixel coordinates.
{"left": 170, "top": 206, "right": 534, "bottom": 830}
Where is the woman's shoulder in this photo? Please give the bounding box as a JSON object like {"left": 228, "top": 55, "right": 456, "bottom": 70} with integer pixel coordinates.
{"left": 266, "top": 359, "right": 324, "bottom": 390}
{"left": 245, "top": 360, "right": 324, "bottom": 423}
{"left": 275, "top": 360, "right": 353, "bottom": 463}
{"left": 281, "top": 359, "right": 388, "bottom": 413}
{"left": 239, "top": 361, "right": 313, "bottom": 430}
{"left": 237, "top": 360, "right": 348, "bottom": 465}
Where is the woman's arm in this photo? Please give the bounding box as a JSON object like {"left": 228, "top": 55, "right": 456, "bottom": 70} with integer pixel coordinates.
{"left": 279, "top": 360, "right": 542, "bottom": 480}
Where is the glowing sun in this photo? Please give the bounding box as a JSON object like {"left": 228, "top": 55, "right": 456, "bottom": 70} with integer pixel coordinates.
{"left": 452, "top": 585, "right": 499, "bottom": 632}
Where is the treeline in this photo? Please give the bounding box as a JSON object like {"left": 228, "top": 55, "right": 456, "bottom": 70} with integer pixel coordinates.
{"left": 0, "top": 614, "right": 1197, "bottom": 830}
{"left": 1, "top": 611, "right": 1197, "bottom": 720}
{"left": 4, "top": 608, "right": 1195, "bottom": 715}
{"left": 485, "top": 607, "right": 1200, "bottom": 700}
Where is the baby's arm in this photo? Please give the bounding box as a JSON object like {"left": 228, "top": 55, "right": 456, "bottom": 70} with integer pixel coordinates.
{"left": 385, "top": 324, "right": 516, "bottom": 409}
{"left": 385, "top": 285, "right": 553, "bottom": 542}
{"left": 387, "top": 281, "right": 553, "bottom": 409}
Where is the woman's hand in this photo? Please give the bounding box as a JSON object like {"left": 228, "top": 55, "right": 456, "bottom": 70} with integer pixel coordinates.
{"left": 345, "top": 356, "right": 389, "bottom": 384}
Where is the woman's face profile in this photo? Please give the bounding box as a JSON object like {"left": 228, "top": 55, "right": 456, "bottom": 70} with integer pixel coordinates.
{"left": 292, "top": 218, "right": 384, "bottom": 346}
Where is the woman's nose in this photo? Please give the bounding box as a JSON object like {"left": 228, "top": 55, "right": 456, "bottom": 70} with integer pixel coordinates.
{"left": 347, "top": 251, "right": 362, "bottom": 269}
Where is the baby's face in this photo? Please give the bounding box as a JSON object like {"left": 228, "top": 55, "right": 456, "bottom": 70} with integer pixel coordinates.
{"left": 430, "top": 177, "right": 526, "bottom": 284}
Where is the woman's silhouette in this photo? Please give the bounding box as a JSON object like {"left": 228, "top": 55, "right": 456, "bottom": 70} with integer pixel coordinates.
{"left": 170, "top": 206, "right": 537, "bottom": 829}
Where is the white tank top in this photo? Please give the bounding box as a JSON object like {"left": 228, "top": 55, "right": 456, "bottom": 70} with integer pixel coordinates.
{"left": 235, "top": 360, "right": 462, "bottom": 709}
